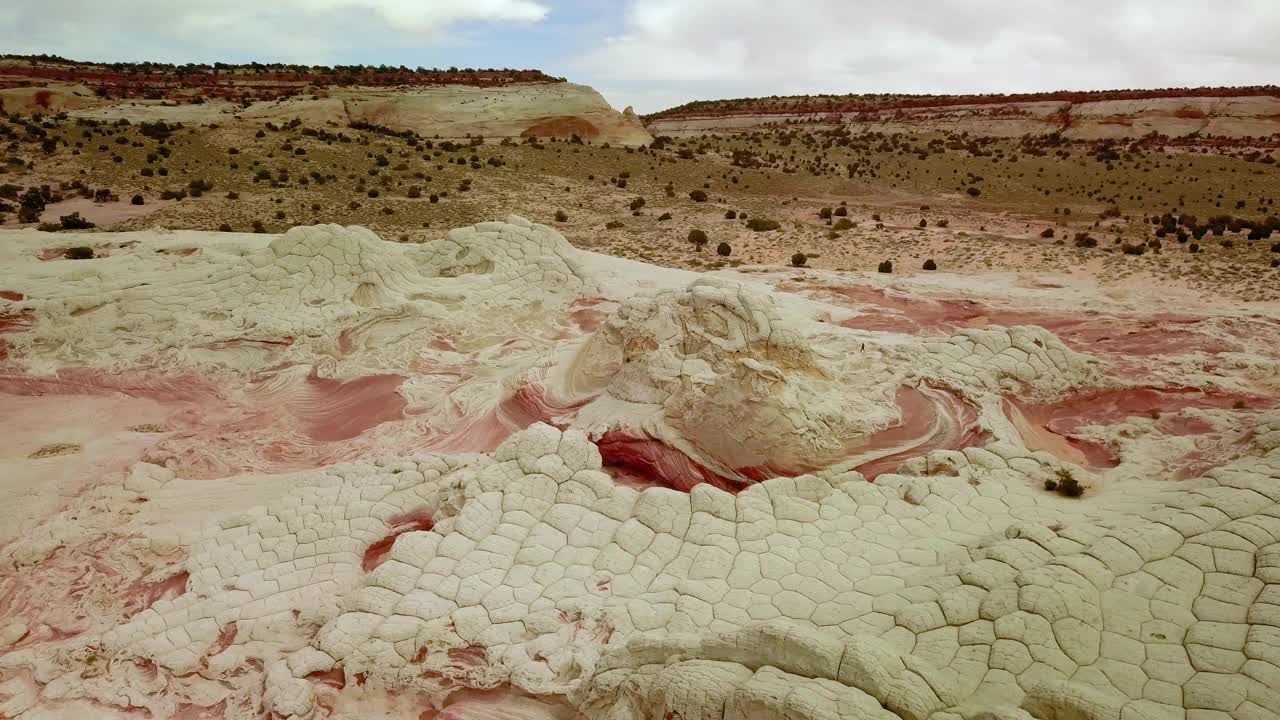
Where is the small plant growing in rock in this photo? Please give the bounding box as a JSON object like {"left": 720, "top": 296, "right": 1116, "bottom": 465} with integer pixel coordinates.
{"left": 63, "top": 246, "right": 94, "bottom": 259}
{"left": 1043, "top": 468, "right": 1085, "bottom": 497}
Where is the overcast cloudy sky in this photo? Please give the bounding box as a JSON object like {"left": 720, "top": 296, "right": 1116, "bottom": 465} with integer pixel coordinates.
{"left": 3, "top": 0, "right": 1278, "bottom": 114}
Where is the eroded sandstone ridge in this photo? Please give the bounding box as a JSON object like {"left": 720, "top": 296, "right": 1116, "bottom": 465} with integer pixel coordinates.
{"left": 2, "top": 219, "right": 1279, "bottom": 720}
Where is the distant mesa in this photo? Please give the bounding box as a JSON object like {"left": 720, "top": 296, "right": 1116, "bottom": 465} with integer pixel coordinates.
{"left": 644, "top": 86, "right": 1280, "bottom": 140}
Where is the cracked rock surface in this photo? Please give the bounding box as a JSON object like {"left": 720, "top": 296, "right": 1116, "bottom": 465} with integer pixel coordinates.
{"left": 1, "top": 219, "right": 1280, "bottom": 720}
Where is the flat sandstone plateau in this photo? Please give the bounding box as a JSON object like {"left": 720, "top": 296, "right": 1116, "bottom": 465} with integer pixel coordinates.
{"left": 2, "top": 219, "right": 1280, "bottom": 720}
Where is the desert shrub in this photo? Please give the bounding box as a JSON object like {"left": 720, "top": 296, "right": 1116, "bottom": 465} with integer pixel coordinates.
{"left": 688, "top": 229, "right": 708, "bottom": 247}
{"left": 918, "top": 219, "right": 928, "bottom": 228}
{"left": 218, "top": 223, "right": 233, "bottom": 232}
{"left": 226, "top": 191, "right": 240, "bottom": 200}
{"left": 871, "top": 213, "right": 881, "bottom": 222}
{"left": 605, "top": 220, "right": 624, "bottom": 229}
{"left": 1043, "top": 468, "right": 1085, "bottom": 497}
{"left": 554, "top": 210, "right": 568, "bottom": 222}
{"left": 922, "top": 259, "right": 937, "bottom": 271}
{"left": 252, "top": 220, "right": 266, "bottom": 233}
{"left": 716, "top": 241, "right": 731, "bottom": 256}
{"left": 131, "top": 194, "right": 144, "bottom": 205}
{"left": 1039, "top": 227, "right": 1055, "bottom": 238}
{"left": 818, "top": 207, "right": 832, "bottom": 219}
{"left": 429, "top": 194, "right": 439, "bottom": 203}
{"left": 966, "top": 187, "right": 981, "bottom": 197}
{"left": 688, "top": 190, "right": 708, "bottom": 202}
{"left": 629, "top": 197, "right": 645, "bottom": 211}
{"left": 367, "top": 189, "right": 380, "bottom": 198}
{"left": 1189, "top": 242, "right": 1201, "bottom": 253}
{"left": 59, "top": 212, "right": 94, "bottom": 230}
{"left": 790, "top": 252, "right": 807, "bottom": 267}
{"left": 746, "top": 218, "right": 781, "bottom": 232}
{"left": 877, "top": 260, "right": 893, "bottom": 273}
{"left": 159, "top": 189, "right": 187, "bottom": 201}
{"left": 658, "top": 212, "right": 672, "bottom": 221}
{"left": 18, "top": 188, "right": 45, "bottom": 223}
{"left": 834, "top": 206, "right": 848, "bottom": 217}
{"left": 140, "top": 167, "right": 154, "bottom": 177}
{"left": 63, "top": 246, "right": 94, "bottom": 259}
{"left": 833, "top": 218, "right": 854, "bottom": 231}
{"left": 1074, "top": 233, "right": 1097, "bottom": 248}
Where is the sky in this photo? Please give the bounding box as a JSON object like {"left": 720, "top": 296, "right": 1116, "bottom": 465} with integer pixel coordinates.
{"left": 3, "top": 0, "right": 1279, "bottom": 114}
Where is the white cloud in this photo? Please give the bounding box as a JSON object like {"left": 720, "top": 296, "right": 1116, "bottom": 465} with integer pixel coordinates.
{"left": 571, "top": 0, "right": 1280, "bottom": 113}
{"left": 0, "top": 0, "right": 549, "bottom": 63}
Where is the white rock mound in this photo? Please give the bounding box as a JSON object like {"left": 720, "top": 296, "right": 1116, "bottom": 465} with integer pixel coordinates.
{"left": 563, "top": 277, "right": 902, "bottom": 482}
{"left": 1, "top": 216, "right": 593, "bottom": 373}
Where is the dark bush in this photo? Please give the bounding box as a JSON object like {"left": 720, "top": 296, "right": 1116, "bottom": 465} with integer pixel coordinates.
{"left": 605, "top": 220, "right": 624, "bottom": 229}
{"left": 407, "top": 186, "right": 421, "bottom": 198}
{"left": 818, "top": 207, "right": 832, "bottom": 219}
{"left": 63, "top": 246, "right": 94, "bottom": 259}
{"left": 791, "top": 252, "right": 807, "bottom": 267}
{"left": 688, "top": 229, "right": 708, "bottom": 247}
{"left": 967, "top": 187, "right": 981, "bottom": 197}
{"left": 716, "top": 241, "right": 731, "bottom": 256}
{"left": 252, "top": 220, "right": 266, "bottom": 233}
{"left": 59, "top": 212, "right": 95, "bottom": 230}
{"left": 218, "top": 223, "right": 233, "bottom": 232}
{"left": 922, "top": 259, "right": 937, "bottom": 271}
{"left": 689, "top": 190, "right": 708, "bottom": 202}
{"left": 834, "top": 206, "right": 848, "bottom": 217}
{"left": 1040, "top": 227, "right": 1055, "bottom": 238}
{"left": 131, "top": 194, "right": 144, "bottom": 205}
{"left": 877, "top": 260, "right": 893, "bottom": 273}
{"left": 725, "top": 210, "right": 737, "bottom": 219}
{"left": 658, "top": 212, "right": 672, "bottom": 221}
{"left": 554, "top": 210, "right": 568, "bottom": 222}
{"left": 746, "top": 218, "right": 781, "bottom": 232}
{"left": 833, "top": 218, "right": 853, "bottom": 231}
{"left": 629, "top": 197, "right": 645, "bottom": 211}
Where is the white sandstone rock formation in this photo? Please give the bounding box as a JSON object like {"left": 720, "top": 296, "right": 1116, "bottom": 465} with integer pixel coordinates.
{"left": 1, "top": 219, "right": 1279, "bottom": 720}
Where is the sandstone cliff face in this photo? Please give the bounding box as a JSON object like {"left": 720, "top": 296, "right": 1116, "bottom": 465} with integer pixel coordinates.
{"left": 0, "top": 70, "right": 652, "bottom": 146}
{"left": 646, "top": 94, "right": 1280, "bottom": 140}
